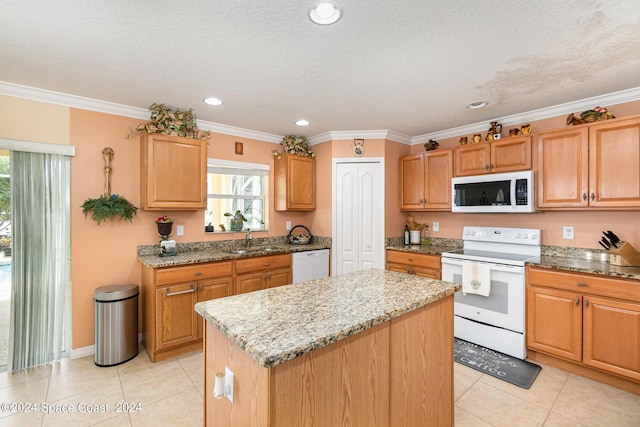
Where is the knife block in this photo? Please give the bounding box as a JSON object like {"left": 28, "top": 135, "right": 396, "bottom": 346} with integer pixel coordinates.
{"left": 608, "top": 242, "right": 640, "bottom": 267}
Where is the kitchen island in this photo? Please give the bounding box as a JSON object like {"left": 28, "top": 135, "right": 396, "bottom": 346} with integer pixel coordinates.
{"left": 195, "top": 268, "right": 460, "bottom": 427}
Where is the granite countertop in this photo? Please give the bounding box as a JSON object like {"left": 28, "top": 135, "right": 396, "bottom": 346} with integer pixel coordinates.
{"left": 527, "top": 256, "right": 640, "bottom": 281}
{"left": 138, "top": 242, "right": 330, "bottom": 268}
{"left": 194, "top": 268, "right": 460, "bottom": 368}
{"left": 386, "top": 243, "right": 461, "bottom": 255}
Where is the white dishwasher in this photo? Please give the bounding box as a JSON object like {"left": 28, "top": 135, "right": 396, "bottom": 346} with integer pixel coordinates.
{"left": 292, "top": 249, "right": 330, "bottom": 284}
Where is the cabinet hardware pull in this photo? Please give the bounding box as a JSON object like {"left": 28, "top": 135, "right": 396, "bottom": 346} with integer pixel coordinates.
{"left": 582, "top": 193, "right": 587, "bottom": 201}
{"left": 194, "top": 271, "right": 202, "bottom": 276}
{"left": 590, "top": 193, "right": 595, "bottom": 201}
{"left": 264, "top": 262, "right": 270, "bottom": 266}
{"left": 575, "top": 297, "right": 580, "bottom": 306}
{"left": 577, "top": 282, "right": 588, "bottom": 287}
{"left": 585, "top": 299, "right": 590, "bottom": 307}
{"left": 485, "top": 165, "right": 490, "bottom": 170}
{"left": 407, "top": 258, "right": 413, "bottom": 262}
{"left": 166, "top": 286, "right": 196, "bottom": 296}
{"left": 198, "top": 285, "right": 203, "bottom": 292}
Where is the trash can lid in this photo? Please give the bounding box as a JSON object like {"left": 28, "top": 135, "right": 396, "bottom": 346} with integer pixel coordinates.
{"left": 95, "top": 284, "right": 139, "bottom": 301}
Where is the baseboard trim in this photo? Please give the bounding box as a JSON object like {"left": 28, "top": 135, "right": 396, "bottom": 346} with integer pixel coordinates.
{"left": 70, "top": 333, "right": 143, "bottom": 360}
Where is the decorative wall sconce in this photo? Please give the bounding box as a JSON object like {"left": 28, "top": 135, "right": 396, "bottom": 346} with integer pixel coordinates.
{"left": 353, "top": 138, "right": 365, "bottom": 156}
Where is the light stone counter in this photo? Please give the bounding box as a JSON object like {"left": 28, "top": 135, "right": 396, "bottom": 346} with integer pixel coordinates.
{"left": 194, "top": 268, "right": 460, "bottom": 368}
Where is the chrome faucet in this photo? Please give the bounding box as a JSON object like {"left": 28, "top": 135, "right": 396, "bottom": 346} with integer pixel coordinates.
{"left": 245, "top": 228, "right": 253, "bottom": 249}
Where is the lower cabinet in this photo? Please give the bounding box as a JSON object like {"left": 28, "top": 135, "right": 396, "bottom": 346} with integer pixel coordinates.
{"left": 235, "top": 253, "right": 292, "bottom": 294}
{"left": 385, "top": 250, "right": 441, "bottom": 279}
{"left": 527, "top": 267, "right": 640, "bottom": 383}
{"left": 142, "top": 254, "right": 292, "bottom": 361}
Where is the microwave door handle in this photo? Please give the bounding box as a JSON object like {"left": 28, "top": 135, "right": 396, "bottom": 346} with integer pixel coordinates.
{"left": 511, "top": 179, "right": 517, "bottom": 207}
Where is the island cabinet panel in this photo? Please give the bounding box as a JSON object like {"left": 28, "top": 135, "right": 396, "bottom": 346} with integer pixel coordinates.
{"left": 203, "top": 294, "right": 455, "bottom": 427}
{"left": 140, "top": 133, "right": 207, "bottom": 210}
{"left": 526, "top": 267, "right": 640, "bottom": 391}
{"left": 270, "top": 322, "right": 390, "bottom": 427}
{"left": 390, "top": 296, "right": 454, "bottom": 427}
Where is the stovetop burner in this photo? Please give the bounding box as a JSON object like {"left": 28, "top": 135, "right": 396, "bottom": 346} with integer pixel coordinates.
{"left": 442, "top": 226, "right": 541, "bottom": 266}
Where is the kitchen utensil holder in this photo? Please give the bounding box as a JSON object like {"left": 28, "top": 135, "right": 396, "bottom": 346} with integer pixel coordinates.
{"left": 608, "top": 242, "right": 640, "bottom": 267}
{"left": 287, "top": 225, "right": 314, "bottom": 245}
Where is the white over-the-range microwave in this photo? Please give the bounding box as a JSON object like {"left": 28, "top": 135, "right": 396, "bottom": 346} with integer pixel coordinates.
{"left": 451, "top": 170, "right": 535, "bottom": 213}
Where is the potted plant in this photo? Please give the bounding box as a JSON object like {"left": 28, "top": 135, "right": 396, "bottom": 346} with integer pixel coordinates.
{"left": 224, "top": 210, "right": 247, "bottom": 231}
{"left": 81, "top": 194, "right": 138, "bottom": 224}
{"left": 275, "top": 135, "right": 315, "bottom": 157}
{"left": 156, "top": 215, "right": 174, "bottom": 239}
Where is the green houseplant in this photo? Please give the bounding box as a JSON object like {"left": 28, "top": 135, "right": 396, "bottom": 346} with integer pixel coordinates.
{"left": 82, "top": 194, "right": 138, "bottom": 224}
{"left": 224, "top": 210, "right": 247, "bottom": 231}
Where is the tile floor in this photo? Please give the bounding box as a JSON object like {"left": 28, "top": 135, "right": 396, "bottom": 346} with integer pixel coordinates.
{"left": 0, "top": 347, "right": 638, "bottom": 426}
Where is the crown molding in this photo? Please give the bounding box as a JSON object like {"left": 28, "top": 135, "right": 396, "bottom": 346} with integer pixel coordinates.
{"left": 0, "top": 81, "right": 283, "bottom": 144}
{"left": 411, "top": 86, "right": 640, "bottom": 144}
{"left": 3, "top": 81, "right": 640, "bottom": 147}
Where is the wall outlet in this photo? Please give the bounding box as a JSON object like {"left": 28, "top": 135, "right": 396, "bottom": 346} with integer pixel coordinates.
{"left": 432, "top": 222, "right": 439, "bottom": 232}
{"left": 562, "top": 226, "right": 574, "bottom": 240}
{"left": 285, "top": 221, "right": 292, "bottom": 231}
{"left": 176, "top": 225, "right": 184, "bottom": 236}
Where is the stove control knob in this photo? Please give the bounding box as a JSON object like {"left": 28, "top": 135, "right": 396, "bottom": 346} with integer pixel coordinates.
{"left": 522, "top": 234, "right": 529, "bottom": 239}
{"left": 530, "top": 233, "right": 538, "bottom": 240}
{"left": 516, "top": 233, "right": 522, "bottom": 238}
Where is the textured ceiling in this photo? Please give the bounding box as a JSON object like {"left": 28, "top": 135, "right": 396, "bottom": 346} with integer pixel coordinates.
{"left": 2, "top": 0, "right": 640, "bottom": 139}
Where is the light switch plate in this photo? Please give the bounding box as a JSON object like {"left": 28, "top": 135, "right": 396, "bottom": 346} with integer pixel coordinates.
{"left": 176, "top": 225, "right": 184, "bottom": 236}
{"left": 285, "top": 221, "right": 292, "bottom": 231}
{"left": 433, "top": 222, "right": 439, "bottom": 232}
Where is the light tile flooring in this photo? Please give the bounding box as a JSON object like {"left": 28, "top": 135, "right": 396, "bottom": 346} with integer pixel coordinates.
{"left": 0, "top": 347, "right": 638, "bottom": 426}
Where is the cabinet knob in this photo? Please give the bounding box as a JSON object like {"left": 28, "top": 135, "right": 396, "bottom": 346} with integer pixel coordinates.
{"left": 582, "top": 193, "right": 587, "bottom": 201}
{"left": 585, "top": 299, "right": 590, "bottom": 308}
{"left": 194, "top": 271, "right": 202, "bottom": 276}
{"left": 485, "top": 165, "right": 490, "bottom": 170}
{"left": 590, "top": 193, "right": 595, "bottom": 201}
{"left": 264, "top": 262, "right": 270, "bottom": 266}
{"left": 407, "top": 258, "right": 413, "bottom": 262}
{"left": 198, "top": 285, "right": 203, "bottom": 292}
{"left": 575, "top": 297, "right": 580, "bottom": 306}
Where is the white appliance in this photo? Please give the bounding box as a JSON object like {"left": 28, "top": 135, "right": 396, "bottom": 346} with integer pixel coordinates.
{"left": 451, "top": 170, "right": 535, "bottom": 213}
{"left": 441, "top": 226, "right": 541, "bottom": 359}
{"left": 292, "top": 249, "right": 330, "bottom": 284}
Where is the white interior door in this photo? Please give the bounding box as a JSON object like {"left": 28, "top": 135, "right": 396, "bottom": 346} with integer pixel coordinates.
{"left": 333, "top": 159, "right": 384, "bottom": 275}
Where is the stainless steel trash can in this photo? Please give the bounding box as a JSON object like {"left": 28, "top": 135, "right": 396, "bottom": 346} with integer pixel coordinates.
{"left": 94, "top": 284, "right": 139, "bottom": 367}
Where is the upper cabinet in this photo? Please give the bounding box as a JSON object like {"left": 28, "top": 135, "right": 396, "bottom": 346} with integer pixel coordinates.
{"left": 400, "top": 149, "right": 452, "bottom": 211}
{"left": 274, "top": 153, "right": 315, "bottom": 211}
{"left": 454, "top": 136, "right": 532, "bottom": 177}
{"left": 537, "top": 115, "right": 640, "bottom": 209}
{"left": 140, "top": 133, "right": 207, "bottom": 211}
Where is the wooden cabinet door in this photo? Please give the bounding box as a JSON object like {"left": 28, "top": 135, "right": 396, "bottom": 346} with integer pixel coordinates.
{"left": 140, "top": 133, "right": 207, "bottom": 210}
{"left": 583, "top": 295, "right": 640, "bottom": 380}
{"left": 491, "top": 136, "right": 531, "bottom": 173}
{"left": 235, "top": 273, "right": 264, "bottom": 295}
{"left": 536, "top": 127, "right": 589, "bottom": 208}
{"left": 589, "top": 117, "right": 640, "bottom": 207}
{"left": 155, "top": 283, "right": 198, "bottom": 351}
{"left": 386, "top": 263, "right": 412, "bottom": 275}
{"left": 274, "top": 154, "right": 315, "bottom": 211}
{"left": 412, "top": 266, "right": 440, "bottom": 280}
{"left": 265, "top": 268, "right": 292, "bottom": 289}
{"left": 197, "top": 277, "right": 232, "bottom": 339}
{"left": 423, "top": 149, "right": 453, "bottom": 210}
{"left": 400, "top": 154, "right": 425, "bottom": 210}
{"left": 526, "top": 286, "right": 582, "bottom": 361}
{"left": 454, "top": 143, "right": 490, "bottom": 176}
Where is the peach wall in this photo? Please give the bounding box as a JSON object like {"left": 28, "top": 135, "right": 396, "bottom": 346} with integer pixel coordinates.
{"left": 385, "top": 140, "right": 411, "bottom": 237}
{"left": 69, "top": 109, "right": 310, "bottom": 349}
{"left": 332, "top": 138, "right": 386, "bottom": 158}
{"left": 307, "top": 141, "right": 332, "bottom": 236}
{"left": 0, "top": 95, "right": 70, "bottom": 145}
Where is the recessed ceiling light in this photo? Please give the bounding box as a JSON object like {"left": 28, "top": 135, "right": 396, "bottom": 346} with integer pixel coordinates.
{"left": 466, "top": 101, "right": 488, "bottom": 110}
{"left": 203, "top": 97, "right": 223, "bottom": 106}
{"left": 296, "top": 119, "right": 310, "bottom": 126}
{"left": 309, "top": 2, "right": 341, "bottom": 25}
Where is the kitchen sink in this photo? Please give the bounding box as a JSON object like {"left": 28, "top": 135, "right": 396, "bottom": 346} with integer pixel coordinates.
{"left": 226, "top": 246, "right": 282, "bottom": 254}
{"left": 227, "top": 249, "right": 249, "bottom": 254}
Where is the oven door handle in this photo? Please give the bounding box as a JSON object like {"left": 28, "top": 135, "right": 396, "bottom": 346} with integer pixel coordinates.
{"left": 441, "top": 258, "right": 524, "bottom": 274}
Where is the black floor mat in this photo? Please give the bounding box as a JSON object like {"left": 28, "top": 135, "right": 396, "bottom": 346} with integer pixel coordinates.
{"left": 454, "top": 338, "right": 541, "bottom": 389}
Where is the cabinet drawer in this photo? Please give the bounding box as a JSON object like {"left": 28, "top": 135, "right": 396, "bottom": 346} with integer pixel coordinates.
{"left": 386, "top": 251, "right": 441, "bottom": 270}
{"left": 155, "top": 261, "right": 233, "bottom": 286}
{"left": 235, "top": 254, "right": 292, "bottom": 274}
{"left": 527, "top": 267, "right": 639, "bottom": 302}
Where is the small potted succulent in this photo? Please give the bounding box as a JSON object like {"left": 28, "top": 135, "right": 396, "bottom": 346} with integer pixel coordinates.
{"left": 224, "top": 210, "right": 247, "bottom": 231}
